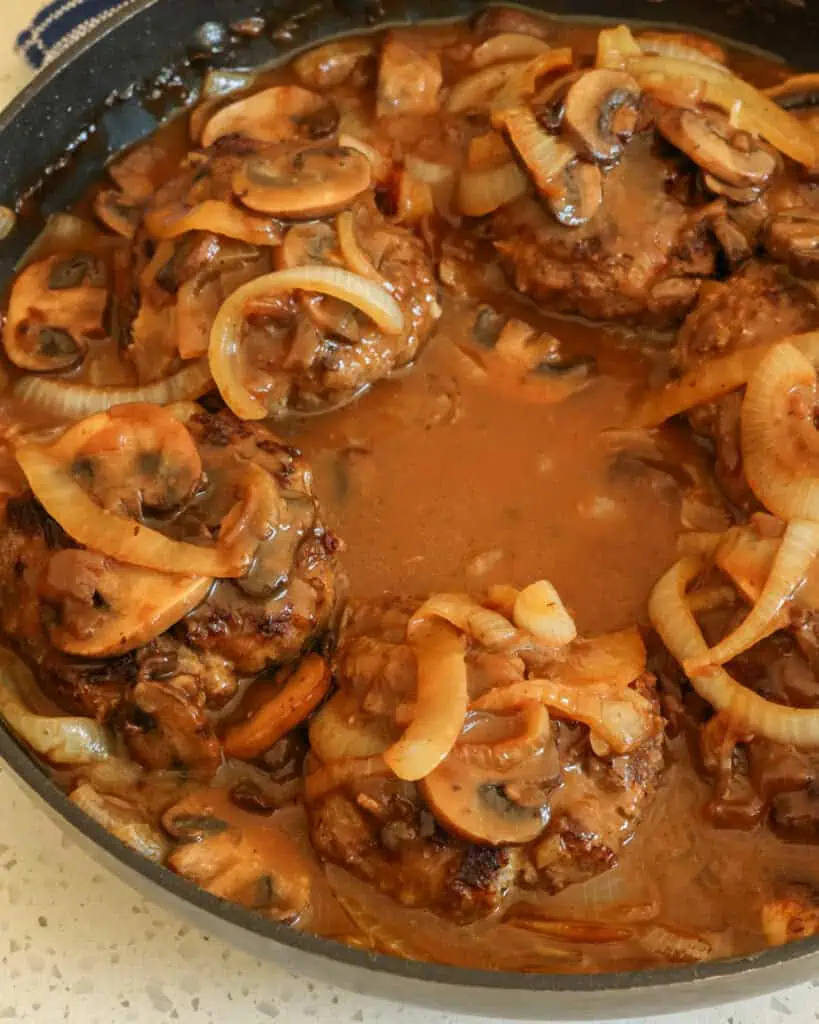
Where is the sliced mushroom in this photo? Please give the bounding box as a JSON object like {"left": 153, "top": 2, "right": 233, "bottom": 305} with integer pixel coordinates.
{"left": 765, "top": 206, "right": 819, "bottom": 277}
{"left": 42, "top": 549, "right": 212, "bottom": 657}
{"left": 563, "top": 69, "right": 641, "bottom": 162}
{"left": 657, "top": 109, "right": 777, "bottom": 189}
{"left": 708, "top": 208, "right": 753, "bottom": 269}
{"left": 293, "top": 38, "right": 375, "bottom": 90}
{"left": 165, "top": 795, "right": 311, "bottom": 920}
{"left": 420, "top": 752, "right": 551, "bottom": 846}
{"left": 4, "top": 255, "right": 107, "bottom": 372}
{"left": 201, "top": 86, "right": 338, "bottom": 148}
{"left": 701, "top": 172, "right": 762, "bottom": 206}
{"left": 93, "top": 189, "right": 143, "bottom": 239}
{"left": 232, "top": 145, "right": 372, "bottom": 219}
{"left": 546, "top": 159, "right": 603, "bottom": 227}
{"left": 49, "top": 403, "right": 203, "bottom": 516}
{"left": 222, "top": 654, "right": 331, "bottom": 760}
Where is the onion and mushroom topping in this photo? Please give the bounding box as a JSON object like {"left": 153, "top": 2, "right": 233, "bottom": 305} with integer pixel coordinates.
{"left": 657, "top": 109, "right": 778, "bottom": 194}
{"left": 4, "top": 254, "right": 108, "bottom": 372}
{"left": 562, "top": 68, "right": 642, "bottom": 163}
{"left": 14, "top": 403, "right": 279, "bottom": 578}
{"left": 232, "top": 145, "right": 372, "bottom": 218}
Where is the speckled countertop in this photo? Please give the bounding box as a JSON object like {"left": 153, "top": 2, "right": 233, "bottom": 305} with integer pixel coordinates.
{"left": 2, "top": 4, "right": 819, "bottom": 1022}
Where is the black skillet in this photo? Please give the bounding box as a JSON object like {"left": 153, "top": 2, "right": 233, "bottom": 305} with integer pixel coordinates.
{"left": 2, "top": 1, "right": 819, "bottom": 1017}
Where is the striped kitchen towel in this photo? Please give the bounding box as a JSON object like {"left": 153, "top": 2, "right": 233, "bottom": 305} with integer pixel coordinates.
{"left": 16, "top": 0, "right": 128, "bottom": 69}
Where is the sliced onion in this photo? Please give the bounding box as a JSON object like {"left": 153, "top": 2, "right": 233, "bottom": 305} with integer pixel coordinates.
{"left": 447, "top": 61, "right": 529, "bottom": 113}
{"left": 742, "top": 341, "right": 819, "bottom": 521}
{"left": 631, "top": 331, "right": 819, "bottom": 427}
{"left": 596, "top": 25, "right": 642, "bottom": 69}
{"left": 404, "top": 154, "right": 455, "bottom": 185}
{"left": 337, "top": 133, "right": 391, "bottom": 182}
{"left": 410, "top": 593, "right": 522, "bottom": 650}
{"left": 649, "top": 557, "right": 819, "bottom": 747}
{"left": 474, "top": 677, "right": 657, "bottom": 755}
{"left": 471, "top": 32, "right": 551, "bottom": 69}
{"left": 13, "top": 359, "right": 212, "bottom": 420}
{"left": 145, "top": 200, "right": 282, "bottom": 247}
{"left": 457, "top": 160, "right": 528, "bottom": 216}
{"left": 70, "top": 783, "right": 169, "bottom": 862}
{"left": 304, "top": 756, "right": 390, "bottom": 802}
{"left": 637, "top": 35, "right": 726, "bottom": 70}
{"left": 336, "top": 211, "right": 385, "bottom": 285}
{"left": 513, "top": 580, "right": 577, "bottom": 645}
{"left": 624, "top": 54, "right": 819, "bottom": 168}
{"left": 766, "top": 73, "right": 819, "bottom": 106}
{"left": 456, "top": 702, "right": 550, "bottom": 770}
{"left": 0, "top": 647, "right": 113, "bottom": 764}
{"left": 15, "top": 446, "right": 247, "bottom": 578}
{"left": 209, "top": 266, "right": 404, "bottom": 420}
{"left": 558, "top": 627, "right": 646, "bottom": 689}
{"left": 383, "top": 619, "right": 468, "bottom": 782}
{"left": 493, "top": 106, "right": 576, "bottom": 198}
{"left": 689, "top": 519, "right": 819, "bottom": 670}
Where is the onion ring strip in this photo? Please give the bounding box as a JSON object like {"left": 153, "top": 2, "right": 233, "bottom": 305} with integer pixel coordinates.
{"left": 15, "top": 446, "right": 264, "bottom": 578}
{"left": 13, "top": 359, "right": 213, "bottom": 419}
{"left": 687, "top": 518, "right": 819, "bottom": 670}
{"left": 631, "top": 331, "right": 819, "bottom": 427}
{"left": 742, "top": 341, "right": 819, "bottom": 522}
{"left": 649, "top": 557, "right": 819, "bottom": 747}
{"left": 336, "top": 211, "right": 386, "bottom": 285}
{"left": 209, "top": 266, "right": 404, "bottom": 420}
{"left": 383, "top": 619, "right": 468, "bottom": 782}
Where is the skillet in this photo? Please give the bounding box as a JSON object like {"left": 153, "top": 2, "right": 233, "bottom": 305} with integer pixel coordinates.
{"left": 3, "top": 0, "right": 819, "bottom": 1016}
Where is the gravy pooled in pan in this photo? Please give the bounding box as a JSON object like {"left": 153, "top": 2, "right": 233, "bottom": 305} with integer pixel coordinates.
{"left": 4, "top": 9, "right": 819, "bottom": 972}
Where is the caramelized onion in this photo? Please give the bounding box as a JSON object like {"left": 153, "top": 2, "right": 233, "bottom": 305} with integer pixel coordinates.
{"left": 0, "top": 647, "right": 113, "bottom": 764}
{"left": 13, "top": 359, "right": 212, "bottom": 419}
{"left": 336, "top": 211, "right": 385, "bottom": 284}
{"left": 471, "top": 32, "right": 551, "bottom": 68}
{"left": 474, "top": 677, "right": 656, "bottom": 755}
{"left": 689, "top": 518, "right": 819, "bottom": 670}
{"left": 457, "top": 160, "right": 528, "bottom": 216}
{"left": 456, "top": 702, "right": 550, "bottom": 769}
{"left": 410, "top": 593, "right": 521, "bottom": 650}
{"left": 209, "top": 266, "right": 404, "bottom": 419}
{"left": 494, "top": 106, "right": 576, "bottom": 197}
{"left": 513, "top": 580, "right": 577, "bottom": 645}
{"left": 649, "top": 558, "right": 819, "bottom": 747}
{"left": 144, "top": 200, "right": 283, "bottom": 247}
{"left": 596, "top": 26, "right": 642, "bottom": 69}
{"left": 742, "top": 341, "right": 819, "bottom": 522}
{"left": 447, "top": 62, "right": 529, "bottom": 113}
{"left": 631, "top": 331, "right": 819, "bottom": 427}
{"left": 383, "top": 619, "right": 468, "bottom": 781}
{"left": 304, "top": 756, "right": 390, "bottom": 802}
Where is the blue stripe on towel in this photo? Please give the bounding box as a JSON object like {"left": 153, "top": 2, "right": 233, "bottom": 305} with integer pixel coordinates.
{"left": 15, "top": 0, "right": 127, "bottom": 68}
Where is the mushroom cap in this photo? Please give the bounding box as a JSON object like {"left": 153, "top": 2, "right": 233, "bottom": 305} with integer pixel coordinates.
{"left": 547, "top": 159, "right": 603, "bottom": 227}
{"left": 4, "top": 255, "right": 107, "bottom": 372}
{"left": 201, "top": 85, "right": 338, "bottom": 148}
{"left": 43, "top": 550, "right": 212, "bottom": 657}
{"left": 657, "top": 109, "right": 778, "bottom": 188}
{"left": 232, "top": 145, "right": 372, "bottom": 219}
{"left": 420, "top": 751, "right": 552, "bottom": 846}
{"left": 563, "top": 68, "right": 642, "bottom": 163}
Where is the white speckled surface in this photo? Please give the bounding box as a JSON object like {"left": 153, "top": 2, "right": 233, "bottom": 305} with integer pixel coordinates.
{"left": 2, "top": 4, "right": 819, "bottom": 1022}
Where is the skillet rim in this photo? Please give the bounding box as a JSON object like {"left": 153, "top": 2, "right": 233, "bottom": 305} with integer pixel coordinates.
{"left": 1, "top": 0, "right": 819, "bottom": 1005}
